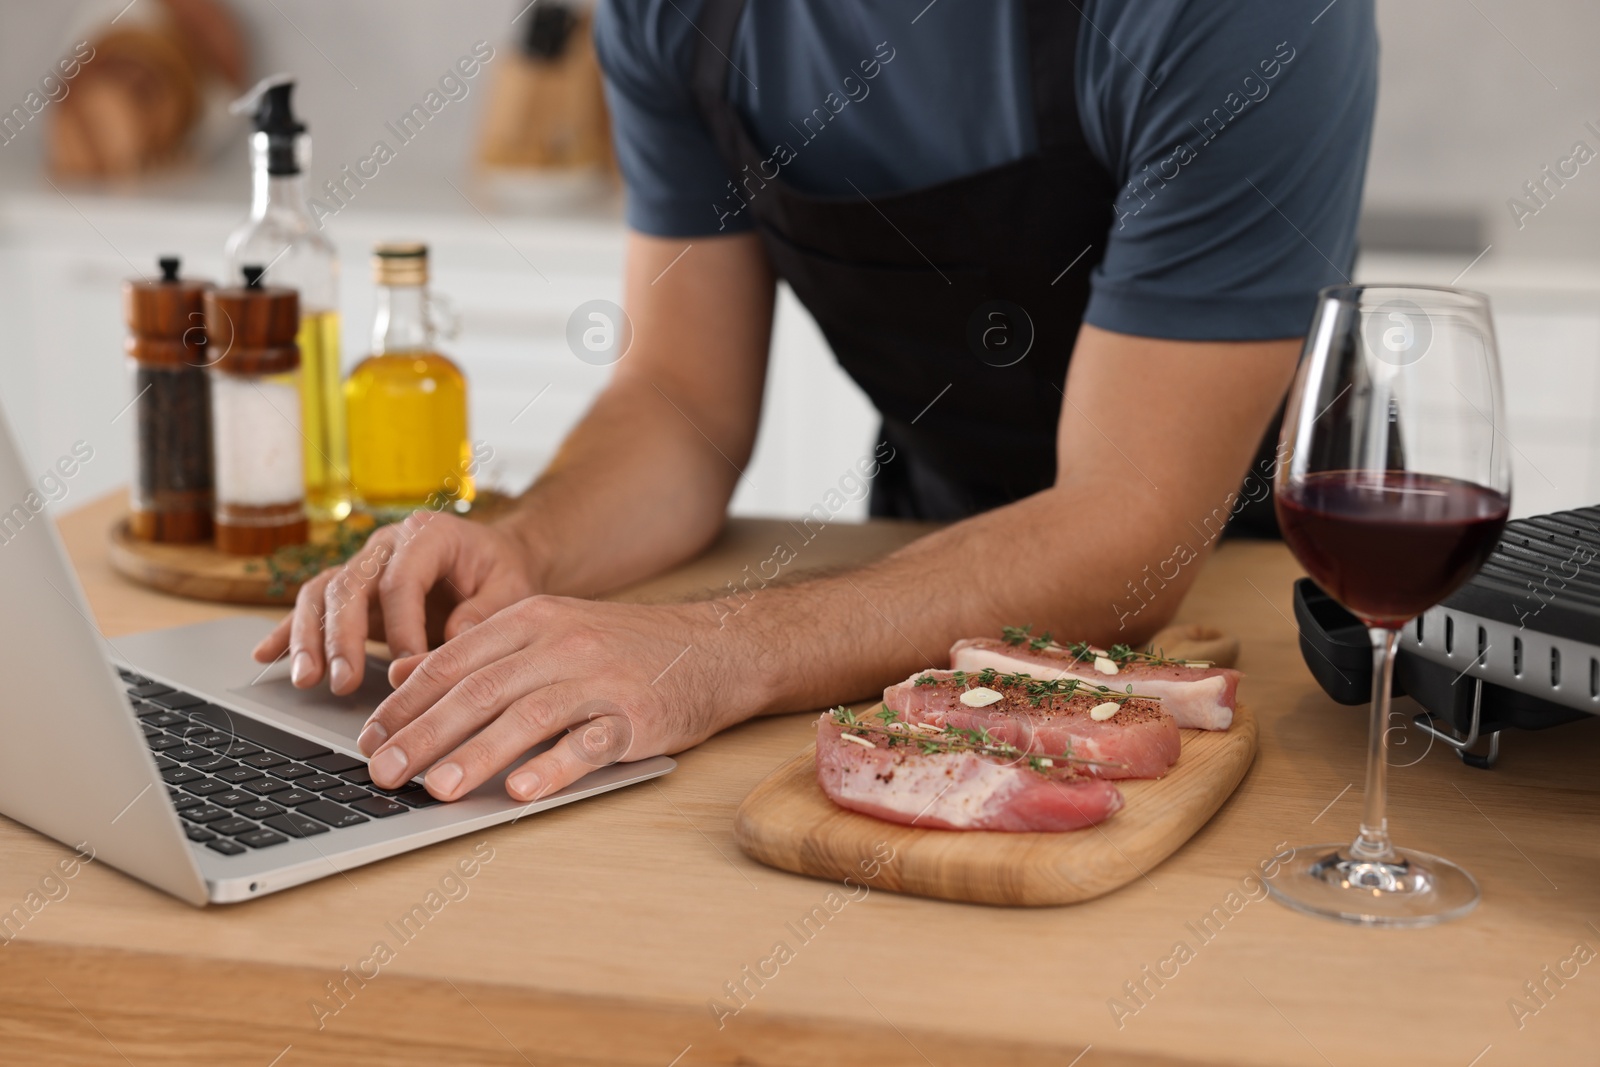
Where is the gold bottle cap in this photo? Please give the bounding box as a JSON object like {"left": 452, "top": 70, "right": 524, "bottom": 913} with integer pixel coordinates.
{"left": 372, "top": 241, "right": 428, "bottom": 286}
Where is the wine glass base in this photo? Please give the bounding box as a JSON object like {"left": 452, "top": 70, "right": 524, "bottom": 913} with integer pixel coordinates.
{"left": 1266, "top": 843, "right": 1479, "bottom": 927}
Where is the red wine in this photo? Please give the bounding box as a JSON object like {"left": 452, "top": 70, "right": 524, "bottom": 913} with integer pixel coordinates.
{"left": 1276, "top": 470, "right": 1509, "bottom": 628}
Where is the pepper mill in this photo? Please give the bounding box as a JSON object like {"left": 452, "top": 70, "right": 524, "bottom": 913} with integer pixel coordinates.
{"left": 204, "top": 265, "right": 309, "bottom": 555}
{"left": 122, "top": 255, "right": 213, "bottom": 542}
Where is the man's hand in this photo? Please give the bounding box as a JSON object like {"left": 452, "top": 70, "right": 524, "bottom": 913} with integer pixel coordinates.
{"left": 251, "top": 511, "right": 540, "bottom": 696}
{"left": 357, "top": 597, "right": 737, "bottom": 802}
{"left": 248, "top": 231, "right": 778, "bottom": 800}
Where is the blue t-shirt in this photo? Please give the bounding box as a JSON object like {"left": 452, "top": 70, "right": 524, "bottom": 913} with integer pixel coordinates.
{"left": 594, "top": 0, "right": 1377, "bottom": 341}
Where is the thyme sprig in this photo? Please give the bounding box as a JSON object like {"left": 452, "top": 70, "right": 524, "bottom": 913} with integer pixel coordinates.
{"left": 1001, "top": 625, "right": 1211, "bottom": 669}
{"left": 829, "top": 706, "right": 1124, "bottom": 774}
{"left": 1001, "top": 624, "right": 1055, "bottom": 651}
{"left": 1061, "top": 640, "right": 1212, "bottom": 670}
{"left": 243, "top": 517, "right": 383, "bottom": 599}
{"left": 912, "top": 667, "right": 1161, "bottom": 707}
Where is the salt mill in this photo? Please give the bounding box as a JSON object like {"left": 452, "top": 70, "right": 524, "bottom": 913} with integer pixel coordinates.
{"left": 204, "top": 265, "right": 309, "bottom": 555}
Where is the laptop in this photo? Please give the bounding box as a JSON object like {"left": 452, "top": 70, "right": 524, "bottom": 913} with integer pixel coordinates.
{"left": 0, "top": 411, "right": 674, "bottom": 905}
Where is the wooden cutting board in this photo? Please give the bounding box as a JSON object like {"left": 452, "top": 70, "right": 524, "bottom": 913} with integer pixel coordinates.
{"left": 734, "top": 707, "right": 1257, "bottom": 907}
{"left": 734, "top": 626, "right": 1256, "bottom": 906}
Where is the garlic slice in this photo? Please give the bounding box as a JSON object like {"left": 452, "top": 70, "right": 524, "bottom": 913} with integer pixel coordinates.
{"left": 1093, "top": 656, "right": 1119, "bottom": 676}
{"left": 840, "top": 732, "right": 877, "bottom": 749}
{"left": 959, "top": 686, "right": 1005, "bottom": 708}
{"left": 1089, "top": 701, "right": 1121, "bottom": 721}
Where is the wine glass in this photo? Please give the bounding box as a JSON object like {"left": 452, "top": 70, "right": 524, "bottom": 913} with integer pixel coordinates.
{"left": 1268, "top": 284, "right": 1511, "bottom": 926}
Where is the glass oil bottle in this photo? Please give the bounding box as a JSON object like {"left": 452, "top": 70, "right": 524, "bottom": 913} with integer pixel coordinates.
{"left": 346, "top": 243, "right": 473, "bottom": 518}
{"left": 224, "top": 75, "right": 351, "bottom": 524}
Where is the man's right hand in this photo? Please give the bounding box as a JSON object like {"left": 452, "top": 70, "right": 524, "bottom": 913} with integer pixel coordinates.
{"left": 251, "top": 510, "right": 540, "bottom": 696}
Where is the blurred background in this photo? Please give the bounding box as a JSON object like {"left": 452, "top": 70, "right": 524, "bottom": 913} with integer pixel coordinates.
{"left": 0, "top": 0, "right": 1596, "bottom": 522}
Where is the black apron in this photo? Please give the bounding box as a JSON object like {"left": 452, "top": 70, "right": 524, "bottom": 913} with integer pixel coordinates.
{"left": 689, "top": 0, "right": 1112, "bottom": 521}
{"left": 690, "top": 0, "right": 1281, "bottom": 534}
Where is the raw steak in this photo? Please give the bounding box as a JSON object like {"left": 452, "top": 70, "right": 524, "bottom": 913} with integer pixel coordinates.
{"left": 950, "top": 636, "right": 1240, "bottom": 731}
{"left": 814, "top": 711, "right": 1124, "bottom": 832}
{"left": 886, "top": 670, "right": 1181, "bottom": 780}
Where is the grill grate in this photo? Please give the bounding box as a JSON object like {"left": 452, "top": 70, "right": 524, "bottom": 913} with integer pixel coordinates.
{"left": 1444, "top": 505, "right": 1600, "bottom": 637}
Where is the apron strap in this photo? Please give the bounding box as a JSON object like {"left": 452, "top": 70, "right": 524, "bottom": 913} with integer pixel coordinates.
{"left": 690, "top": 0, "right": 750, "bottom": 151}
{"left": 1024, "top": 0, "right": 1089, "bottom": 154}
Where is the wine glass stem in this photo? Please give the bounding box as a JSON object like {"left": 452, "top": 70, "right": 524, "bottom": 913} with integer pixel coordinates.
{"left": 1353, "top": 626, "right": 1401, "bottom": 862}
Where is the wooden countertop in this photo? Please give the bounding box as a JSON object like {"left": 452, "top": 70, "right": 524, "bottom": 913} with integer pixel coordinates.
{"left": 6, "top": 491, "right": 1599, "bottom": 1066}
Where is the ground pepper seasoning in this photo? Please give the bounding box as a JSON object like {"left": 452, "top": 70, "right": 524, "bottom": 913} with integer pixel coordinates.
{"left": 123, "top": 255, "right": 213, "bottom": 542}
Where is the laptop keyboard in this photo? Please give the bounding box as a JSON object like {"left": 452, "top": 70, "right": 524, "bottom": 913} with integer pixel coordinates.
{"left": 118, "top": 669, "right": 441, "bottom": 857}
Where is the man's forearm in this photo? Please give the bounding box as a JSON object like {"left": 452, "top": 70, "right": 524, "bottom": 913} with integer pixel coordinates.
{"left": 727, "top": 329, "right": 1300, "bottom": 717}
{"left": 731, "top": 476, "right": 1203, "bottom": 715}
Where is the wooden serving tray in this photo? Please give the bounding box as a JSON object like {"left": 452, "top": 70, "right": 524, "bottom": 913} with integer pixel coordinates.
{"left": 735, "top": 706, "right": 1257, "bottom": 907}
{"left": 109, "top": 519, "right": 299, "bottom": 605}
{"left": 107, "top": 492, "right": 517, "bottom": 606}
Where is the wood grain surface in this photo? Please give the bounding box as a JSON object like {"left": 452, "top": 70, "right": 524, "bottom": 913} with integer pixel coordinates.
{"left": 9, "top": 490, "right": 1600, "bottom": 1067}
{"left": 735, "top": 705, "right": 1258, "bottom": 906}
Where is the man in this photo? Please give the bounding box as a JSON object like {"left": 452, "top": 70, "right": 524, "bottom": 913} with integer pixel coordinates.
{"left": 254, "top": 0, "right": 1376, "bottom": 804}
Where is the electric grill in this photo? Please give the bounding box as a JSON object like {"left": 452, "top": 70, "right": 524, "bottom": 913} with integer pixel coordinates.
{"left": 1293, "top": 504, "right": 1600, "bottom": 767}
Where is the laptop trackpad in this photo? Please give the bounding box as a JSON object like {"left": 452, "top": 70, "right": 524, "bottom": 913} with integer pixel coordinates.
{"left": 115, "top": 616, "right": 558, "bottom": 766}
{"left": 226, "top": 654, "right": 393, "bottom": 747}
{"left": 230, "top": 653, "right": 559, "bottom": 775}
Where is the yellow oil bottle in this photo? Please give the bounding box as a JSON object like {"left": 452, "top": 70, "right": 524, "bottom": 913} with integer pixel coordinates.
{"left": 346, "top": 243, "right": 473, "bottom": 517}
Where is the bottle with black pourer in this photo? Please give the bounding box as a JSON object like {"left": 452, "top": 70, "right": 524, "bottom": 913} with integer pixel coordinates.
{"left": 224, "top": 73, "right": 350, "bottom": 524}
